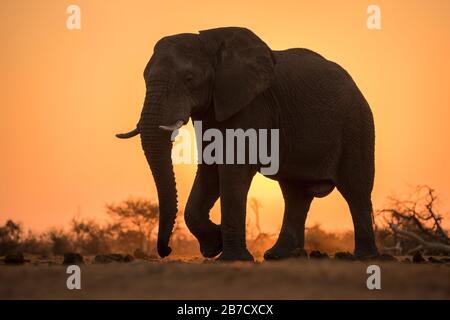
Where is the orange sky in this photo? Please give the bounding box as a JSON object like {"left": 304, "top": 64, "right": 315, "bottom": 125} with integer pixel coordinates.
{"left": 1, "top": 0, "right": 450, "bottom": 233}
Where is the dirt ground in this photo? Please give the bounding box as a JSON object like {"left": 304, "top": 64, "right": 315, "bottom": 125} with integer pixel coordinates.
{"left": 0, "top": 256, "right": 449, "bottom": 299}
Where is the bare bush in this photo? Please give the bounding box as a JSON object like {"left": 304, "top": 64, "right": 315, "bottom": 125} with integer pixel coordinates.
{"left": 375, "top": 185, "right": 449, "bottom": 255}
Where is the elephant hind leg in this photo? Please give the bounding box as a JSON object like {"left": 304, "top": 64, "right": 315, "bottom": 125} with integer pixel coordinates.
{"left": 337, "top": 160, "right": 378, "bottom": 257}
{"left": 264, "top": 181, "right": 313, "bottom": 260}
{"left": 348, "top": 197, "right": 378, "bottom": 257}
{"left": 337, "top": 97, "right": 377, "bottom": 257}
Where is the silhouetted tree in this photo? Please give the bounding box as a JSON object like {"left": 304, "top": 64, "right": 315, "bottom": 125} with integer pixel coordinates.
{"left": 0, "top": 220, "right": 22, "bottom": 255}
{"left": 70, "top": 217, "right": 114, "bottom": 254}
{"left": 45, "top": 228, "right": 73, "bottom": 255}
{"left": 249, "top": 197, "right": 262, "bottom": 235}
{"left": 106, "top": 198, "right": 159, "bottom": 253}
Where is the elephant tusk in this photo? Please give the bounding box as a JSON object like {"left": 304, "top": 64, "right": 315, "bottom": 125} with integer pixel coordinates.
{"left": 115, "top": 128, "right": 140, "bottom": 139}
{"left": 159, "top": 120, "right": 184, "bottom": 131}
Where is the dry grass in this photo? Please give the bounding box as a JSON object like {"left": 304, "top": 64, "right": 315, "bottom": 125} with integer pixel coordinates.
{"left": 0, "top": 256, "right": 449, "bottom": 300}
{"left": 1, "top": 188, "right": 449, "bottom": 300}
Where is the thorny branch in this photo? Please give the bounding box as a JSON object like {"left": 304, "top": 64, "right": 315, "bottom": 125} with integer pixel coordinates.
{"left": 375, "top": 185, "right": 449, "bottom": 255}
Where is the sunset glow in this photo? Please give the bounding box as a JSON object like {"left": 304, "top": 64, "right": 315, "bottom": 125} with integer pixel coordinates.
{"left": 1, "top": 0, "right": 450, "bottom": 234}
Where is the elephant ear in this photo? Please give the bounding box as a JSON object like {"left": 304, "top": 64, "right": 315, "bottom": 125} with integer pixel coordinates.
{"left": 199, "top": 27, "right": 275, "bottom": 122}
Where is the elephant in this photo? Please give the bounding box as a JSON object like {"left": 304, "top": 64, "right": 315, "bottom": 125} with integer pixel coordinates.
{"left": 116, "top": 27, "right": 378, "bottom": 261}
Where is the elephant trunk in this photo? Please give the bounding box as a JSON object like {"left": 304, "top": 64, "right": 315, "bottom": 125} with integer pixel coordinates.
{"left": 140, "top": 96, "right": 178, "bottom": 258}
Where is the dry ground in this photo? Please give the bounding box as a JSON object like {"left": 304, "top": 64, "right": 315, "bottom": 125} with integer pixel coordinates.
{"left": 0, "top": 256, "right": 449, "bottom": 299}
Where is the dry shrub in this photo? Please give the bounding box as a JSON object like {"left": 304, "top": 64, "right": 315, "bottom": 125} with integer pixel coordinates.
{"left": 305, "top": 224, "right": 354, "bottom": 253}
{"left": 0, "top": 220, "right": 22, "bottom": 255}
{"left": 2, "top": 186, "right": 447, "bottom": 258}
{"left": 375, "top": 185, "right": 449, "bottom": 255}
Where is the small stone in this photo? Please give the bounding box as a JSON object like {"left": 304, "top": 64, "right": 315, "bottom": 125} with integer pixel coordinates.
{"left": 428, "top": 257, "right": 443, "bottom": 264}
{"left": 309, "top": 250, "right": 329, "bottom": 259}
{"left": 334, "top": 251, "right": 355, "bottom": 261}
{"left": 5, "top": 253, "right": 26, "bottom": 265}
{"left": 95, "top": 253, "right": 133, "bottom": 264}
{"left": 412, "top": 251, "right": 426, "bottom": 263}
{"left": 63, "top": 253, "right": 84, "bottom": 265}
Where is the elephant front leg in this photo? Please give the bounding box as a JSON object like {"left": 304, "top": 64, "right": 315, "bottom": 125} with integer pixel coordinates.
{"left": 217, "top": 165, "right": 255, "bottom": 262}
{"left": 264, "top": 181, "right": 313, "bottom": 260}
{"left": 185, "top": 164, "right": 222, "bottom": 258}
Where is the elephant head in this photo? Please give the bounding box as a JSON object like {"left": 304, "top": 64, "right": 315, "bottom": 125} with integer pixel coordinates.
{"left": 116, "top": 27, "right": 275, "bottom": 257}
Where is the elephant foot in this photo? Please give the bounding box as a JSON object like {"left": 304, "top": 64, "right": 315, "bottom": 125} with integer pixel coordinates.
{"left": 264, "top": 245, "right": 307, "bottom": 260}
{"left": 264, "top": 231, "right": 306, "bottom": 260}
{"left": 354, "top": 246, "right": 379, "bottom": 260}
{"left": 199, "top": 225, "right": 223, "bottom": 258}
{"left": 354, "top": 237, "right": 379, "bottom": 259}
{"left": 217, "top": 248, "right": 254, "bottom": 262}
{"left": 200, "top": 240, "right": 222, "bottom": 258}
